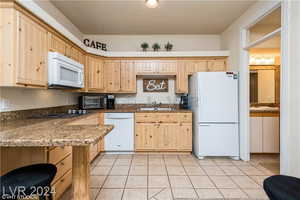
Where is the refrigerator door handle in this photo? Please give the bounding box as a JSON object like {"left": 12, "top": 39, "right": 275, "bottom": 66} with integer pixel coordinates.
{"left": 199, "top": 124, "right": 211, "bottom": 127}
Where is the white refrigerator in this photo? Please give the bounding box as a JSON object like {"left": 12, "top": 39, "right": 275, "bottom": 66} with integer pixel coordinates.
{"left": 189, "top": 72, "right": 239, "bottom": 159}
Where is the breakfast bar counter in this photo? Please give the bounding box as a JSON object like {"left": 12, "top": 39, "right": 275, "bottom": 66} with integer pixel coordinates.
{"left": 0, "top": 113, "right": 114, "bottom": 200}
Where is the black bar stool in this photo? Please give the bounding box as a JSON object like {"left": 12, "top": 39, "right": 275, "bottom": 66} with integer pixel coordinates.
{"left": 0, "top": 164, "right": 57, "bottom": 200}
{"left": 263, "top": 175, "right": 300, "bottom": 200}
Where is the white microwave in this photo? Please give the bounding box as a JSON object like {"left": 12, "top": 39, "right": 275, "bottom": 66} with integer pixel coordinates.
{"left": 48, "top": 52, "right": 84, "bottom": 88}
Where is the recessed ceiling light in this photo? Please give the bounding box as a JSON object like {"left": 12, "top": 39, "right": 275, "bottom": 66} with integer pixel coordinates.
{"left": 145, "top": 0, "right": 159, "bottom": 8}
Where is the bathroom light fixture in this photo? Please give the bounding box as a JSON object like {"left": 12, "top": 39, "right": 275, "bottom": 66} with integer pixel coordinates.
{"left": 145, "top": 0, "right": 159, "bottom": 8}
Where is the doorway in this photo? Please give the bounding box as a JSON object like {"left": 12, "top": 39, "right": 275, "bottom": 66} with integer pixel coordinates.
{"left": 242, "top": 5, "right": 282, "bottom": 174}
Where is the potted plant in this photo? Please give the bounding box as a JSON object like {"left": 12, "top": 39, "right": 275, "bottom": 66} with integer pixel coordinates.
{"left": 141, "top": 42, "right": 149, "bottom": 51}
{"left": 165, "top": 42, "right": 173, "bottom": 51}
{"left": 152, "top": 43, "right": 161, "bottom": 51}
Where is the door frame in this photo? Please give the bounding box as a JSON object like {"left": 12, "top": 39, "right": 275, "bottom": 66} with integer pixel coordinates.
{"left": 238, "top": 2, "right": 284, "bottom": 169}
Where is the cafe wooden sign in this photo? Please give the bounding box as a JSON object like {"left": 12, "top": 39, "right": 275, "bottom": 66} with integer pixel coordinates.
{"left": 143, "top": 79, "right": 168, "bottom": 92}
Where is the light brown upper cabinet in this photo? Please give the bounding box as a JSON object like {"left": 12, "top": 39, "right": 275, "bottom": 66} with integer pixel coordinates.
{"left": 104, "top": 60, "right": 121, "bottom": 93}
{"left": 87, "top": 56, "right": 104, "bottom": 91}
{"left": 16, "top": 12, "right": 48, "bottom": 87}
{"left": 49, "top": 32, "right": 85, "bottom": 65}
{"left": 176, "top": 61, "right": 189, "bottom": 94}
{"left": 48, "top": 33, "right": 66, "bottom": 56}
{"left": 135, "top": 60, "right": 177, "bottom": 75}
{"left": 135, "top": 60, "right": 157, "bottom": 74}
{"left": 120, "top": 61, "right": 136, "bottom": 93}
{"left": 185, "top": 60, "right": 208, "bottom": 75}
{"left": 208, "top": 60, "right": 227, "bottom": 71}
{"left": 156, "top": 60, "right": 177, "bottom": 75}
{"left": 103, "top": 60, "right": 137, "bottom": 93}
{"left": 70, "top": 47, "right": 85, "bottom": 65}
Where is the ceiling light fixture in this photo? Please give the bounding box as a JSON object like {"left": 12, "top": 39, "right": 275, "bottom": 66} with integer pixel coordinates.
{"left": 145, "top": 0, "right": 159, "bottom": 8}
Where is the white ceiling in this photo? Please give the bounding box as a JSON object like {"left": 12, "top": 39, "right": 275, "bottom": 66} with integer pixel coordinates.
{"left": 50, "top": 0, "right": 256, "bottom": 34}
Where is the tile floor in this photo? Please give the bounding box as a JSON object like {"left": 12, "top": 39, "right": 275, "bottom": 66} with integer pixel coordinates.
{"left": 61, "top": 153, "right": 279, "bottom": 200}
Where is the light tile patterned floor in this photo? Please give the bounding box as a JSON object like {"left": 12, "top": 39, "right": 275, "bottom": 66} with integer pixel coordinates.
{"left": 61, "top": 154, "right": 279, "bottom": 200}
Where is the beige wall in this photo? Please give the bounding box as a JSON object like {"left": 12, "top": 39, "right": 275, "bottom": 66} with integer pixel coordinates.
{"left": 32, "top": 0, "right": 83, "bottom": 41}
{"left": 221, "top": 1, "right": 281, "bottom": 71}
{"left": 281, "top": 0, "right": 300, "bottom": 178}
{"left": 0, "top": 88, "right": 79, "bottom": 112}
{"left": 84, "top": 34, "right": 221, "bottom": 51}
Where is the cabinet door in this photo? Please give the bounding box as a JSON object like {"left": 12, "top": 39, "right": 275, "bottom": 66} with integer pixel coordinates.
{"left": 184, "top": 60, "right": 208, "bottom": 75}
{"left": 17, "top": 13, "right": 47, "bottom": 87}
{"left": 157, "top": 60, "right": 177, "bottom": 75}
{"left": 70, "top": 46, "right": 80, "bottom": 62}
{"left": 48, "top": 33, "right": 66, "bottom": 55}
{"left": 250, "top": 117, "right": 263, "bottom": 153}
{"left": 194, "top": 60, "right": 208, "bottom": 72}
{"left": 156, "top": 123, "right": 177, "bottom": 150}
{"left": 176, "top": 123, "right": 192, "bottom": 151}
{"left": 88, "top": 56, "right": 104, "bottom": 90}
{"left": 65, "top": 43, "right": 72, "bottom": 58}
{"left": 208, "top": 60, "right": 227, "bottom": 71}
{"left": 120, "top": 61, "right": 136, "bottom": 93}
{"left": 135, "top": 123, "right": 155, "bottom": 150}
{"left": 263, "top": 117, "right": 280, "bottom": 153}
{"left": 176, "top": 61, "right": 188, "bottom": 93}
{"left": 78, "top": 51, "right": 85, "bottom": 65}
{"left": 104, "top": 60, "right": 121, "bottom": 92}
{"left": 135, "top": 60, "right": 157, "bottom": 74}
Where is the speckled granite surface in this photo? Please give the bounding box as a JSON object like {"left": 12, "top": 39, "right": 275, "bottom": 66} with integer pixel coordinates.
{"left": 0, "top": 105, "right": 77, "bottom": 122}
{"left": 94, "top": 104, "right": 192, "bottom": 113}
{"left": 0, "top": 113, "right": 113, "bottom": 147}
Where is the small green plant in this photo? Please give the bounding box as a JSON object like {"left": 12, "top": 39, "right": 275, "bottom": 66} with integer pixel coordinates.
{"left": 141, "top": 42, "right": 149, "bottom": 51}
{"left": 164, "top": 42, "right": 173, "bottom": 51}
{"left": 152, "top": 43, "right": 161, "bottom": 51}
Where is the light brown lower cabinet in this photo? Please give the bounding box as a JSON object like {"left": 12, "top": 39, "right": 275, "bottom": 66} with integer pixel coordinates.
{"left": 135, "top": 113, "right": 192, "bottom": 152}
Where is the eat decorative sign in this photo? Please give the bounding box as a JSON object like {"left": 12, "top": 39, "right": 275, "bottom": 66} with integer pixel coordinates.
{"left": 143, "top": 79, "right": 168, "bottom": 92}
{"left": 83, "top": 39, "right": 107, "bottom": 51}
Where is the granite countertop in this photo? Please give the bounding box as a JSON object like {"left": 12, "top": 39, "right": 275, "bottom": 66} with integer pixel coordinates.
{"left": 0, "top": 113, "right": 113, "bottom": 147}
{"left": 93, "top": 105, "right": 192, "bottom": 113}
{"left": 250, "top": 106, "right": 280, "bottom": 113}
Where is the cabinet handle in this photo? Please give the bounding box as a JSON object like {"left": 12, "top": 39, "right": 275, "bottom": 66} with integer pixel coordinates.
{"left": 136, "top": 134, "right": 138, "bottom": 136}
{"left": 36, "top": 67, "right": 40, "bottom": 72}
{"left": 97, "top": 70, "right": 100, "bottom": 73}
{"left": 60, "top": 162, "right": 65, "bottom": 166}
{"left": 150, "top": 136, "right": 152, "bottom": 138}
{"left": 30, "top": 47, "right": 33, "bottom": 51}
{"left": 19, "top": 28, "right": 22, "bottom": 31}
{"left": 60, "top": 178, "right": 65, "bottom": 183}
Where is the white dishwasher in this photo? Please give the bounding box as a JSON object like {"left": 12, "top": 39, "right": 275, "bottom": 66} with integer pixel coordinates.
{"left": 104, "top": 113, "right": 134, "bottom": 151}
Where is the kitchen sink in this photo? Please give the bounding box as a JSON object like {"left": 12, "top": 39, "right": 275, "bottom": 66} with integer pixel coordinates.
{"left": 139, "top": 107, "right": 175, "bottom": 111}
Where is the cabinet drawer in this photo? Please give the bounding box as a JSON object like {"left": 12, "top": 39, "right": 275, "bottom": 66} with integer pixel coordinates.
{"left": 52, "top": 154, "right": 72, "bottom": 184}
{"left": 49, "top": 146, "right": 72, "bottom": 164}
{"left": 135, "top": 113, "right": 192, "bottom": 123}
{"left": 52, "top": 170, "right": 72, "bottom": 200}
{"left": 177, "top": 113, "right": 192, "bottom": 123}
{"left": 135, "top": 113, "right": 157, "bottom": 123}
